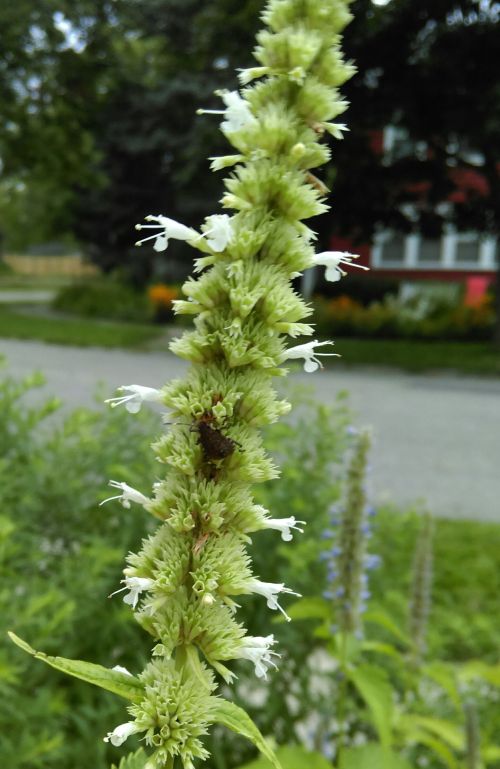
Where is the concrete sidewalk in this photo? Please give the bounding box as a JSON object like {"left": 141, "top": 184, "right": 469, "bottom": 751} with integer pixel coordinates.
{"left": 0, "top": 290, "right": 56, "bottom": 303}
{"left": 1, "top": 337, "right": 499, "bottom": 522}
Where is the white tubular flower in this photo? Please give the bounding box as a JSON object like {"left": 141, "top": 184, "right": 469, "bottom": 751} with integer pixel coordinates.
{"left": 197, "top": 90, "right": 255, "bottom": 133}
{"left": 285, "top": 340, "right": 340, "bottom": 373}
{"left": 104, "top": 384, "right": 162, "bottom": 414}
{"left": 263, "top": 516, "right": 306, "bottom": 542}
{"left": 103, "top": 721, "right": 138, "bottom": 746}
{"left": 110, "top": 576, "right": 154, "bottom": 609}
{"left": 111, "top": 665, "right": 133, "bottom": 676}
{"left": 100, "top": 480, "right": 150, "bottom": 509}
{"left": 247, "top": 578, "right": 301, "bottom": 622}
{"left": 202, "top": 214, "right": 233, "bottom": 252}
{"left": 135, "top": 214, "right": 197, "bottom": 252}
{"left": 312, "top": 250, "right": 370, "bottom": 282}
{"left": 239, "top": 635, "right": 280, "bottom": 679}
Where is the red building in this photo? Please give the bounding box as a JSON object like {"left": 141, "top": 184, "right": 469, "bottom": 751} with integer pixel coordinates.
{"left": 331, "top": 127, "right": 499, "bottom": 304}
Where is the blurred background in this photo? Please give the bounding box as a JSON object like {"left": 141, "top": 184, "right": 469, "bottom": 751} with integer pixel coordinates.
{"left": 1, "top": 2, "right": 500, "bottom": 769}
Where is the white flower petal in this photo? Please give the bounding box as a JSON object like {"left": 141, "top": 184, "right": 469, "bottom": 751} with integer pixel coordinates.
{"left": 239, "top": 635, "right": 280, "bottom": 679}
{"left": 263, "top": 516, "right": 306, "bottom": 541}
{"left": 104, "top": 385, "right": 162, "bottom": 413}
{"left": 284, "top": 340, "right": 339, "bottom": 373}
{"left": 153, "top": 234, "right": 168, "bottom": 252}
{"left": 247, "top": 579, "right": 301, "bottom": 622}
{"left": 103, "top": 721, "right": 137, "bottom": 747}
{"left": 204, "top": 214, "right": 233, "bottom": 252}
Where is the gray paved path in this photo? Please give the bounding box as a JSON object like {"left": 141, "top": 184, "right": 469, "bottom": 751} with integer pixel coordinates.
{"left": 1, "top": 338, "right": 499, "bottom": 522}
{"left": 0, "top": 290, "right": 56, "bottom": 303}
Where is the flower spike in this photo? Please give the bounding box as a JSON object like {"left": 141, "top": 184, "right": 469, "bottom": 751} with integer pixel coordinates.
{"left": 15, "top": 2, "right": 364, "bottom": 767}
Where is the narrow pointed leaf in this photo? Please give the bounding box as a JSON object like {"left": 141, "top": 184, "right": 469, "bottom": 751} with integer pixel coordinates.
{"left": 212, "top": 699, "right": 282, "bottom": 769}
{"left": 401, "top": 715, "right": 464, "bottom": 751}
{"left": 8, "top": 632, "right": 144, "bottom": 702}
{"left": 285, "top": 597, "right": 330, "bottom": 621}
{"left": 348, "top": 665, "right": 394, "bottom": 748}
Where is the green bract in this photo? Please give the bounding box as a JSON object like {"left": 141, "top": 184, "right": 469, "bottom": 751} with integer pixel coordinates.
{"left": 9, "top": 1, "right": 357, "bottom": 767}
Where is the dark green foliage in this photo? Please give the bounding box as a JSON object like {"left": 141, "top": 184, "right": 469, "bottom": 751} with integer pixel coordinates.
{"left": 2, "top": 1, "right": 499, "bottom": 286}
{"left": 332, "top": 0, "right": 500, "bottom": 239}
{"left": 314, "top": 274, "right": 400, "bottom": 306}
{"left": 0, "top": 305, "right": 163, "bottom": 348}
{"left": 313, "top": 295, "right": 496, "bottom": 342}
{"left": 0, "top": 364, "right": 158, "bottom": 769}
{"left": 370, "top": 508, "right": 500, "bottom": 663}
{"left": 53, "top": 279, "right": 153, "bottom": 322}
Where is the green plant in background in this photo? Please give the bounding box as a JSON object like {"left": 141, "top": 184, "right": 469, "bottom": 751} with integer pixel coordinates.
{"left": 52, "top": 279, "right": 154, "bottom": 323}
{"left": 312, "top": 293, "right": 495, "bottom": 342}
{"left": 8, "top": 1, "right": 364, "bottom": 767}
{"left": 278, "top": 433, "right": 500, "bottom": 769}
{"left": 0, "top": 364, "right": 158, "bottom": 769}
{"left": 2, "top": 363, "right": 500, "bottom": 769}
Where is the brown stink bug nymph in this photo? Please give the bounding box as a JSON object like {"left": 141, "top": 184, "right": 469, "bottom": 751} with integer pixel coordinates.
{"left": 195, "top": 420, "right": 238, "bottom": 462}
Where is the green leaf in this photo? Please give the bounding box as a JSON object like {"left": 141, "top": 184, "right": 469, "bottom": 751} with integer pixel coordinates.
{"left": 410, "top": 730, "right": 459, "bottom": 769}
{"left": 111, "top": 749, "right": 149, "bottom": 769}
{"left": 399, "top": 715, "right": 464, "bottom": 751}
{"left": 211, "top": 699, "right": 282, "bottom": 769}
{"left": 483, "top": 744, "right": 500, "bottom": 763}
{"left": 238, "top": 745, "right": 331, "bottom": 769}
{"left": 423, "top": 662, "right": 460, "bottom": 707}
{"left": 8, "top": 632, "right": 144, "bottom": 702}
{"left": 361, "top": 641, "right": 400, "bottom": 659}
{"left": 460, "top": 660, "right": 500, "bottom": 688}
{"left": 364, "top": 610, "right": 410, "bottom": 645}
{"left": 285, "top": 597, "right": 330, "bottom": 621}
{"left": 339, "top": 744, "right": 414, "bottom": 769}
{"left": 348, "top": 665, "right": 394, "bottom": 748}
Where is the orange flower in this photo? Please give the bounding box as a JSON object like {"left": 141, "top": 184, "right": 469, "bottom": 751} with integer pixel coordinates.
{"left": 148, "top": 284, "right": 179, "bottom": 307}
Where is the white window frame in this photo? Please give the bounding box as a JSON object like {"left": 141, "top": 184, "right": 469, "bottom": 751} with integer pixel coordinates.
{"left": 373, "top": 228, "right": 497, "bottom": 271}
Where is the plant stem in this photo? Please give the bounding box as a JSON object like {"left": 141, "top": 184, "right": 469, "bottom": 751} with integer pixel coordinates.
{"left": 335, "top": 631, "right": 350, "bottom": 765}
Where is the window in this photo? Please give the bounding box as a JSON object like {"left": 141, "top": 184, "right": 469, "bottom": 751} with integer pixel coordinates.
{"left": 418, "top": 239, "right": 441, "bottom": 264}
{"left": 380, "top": 232, "right": 405, "bottom": 263}
{"left": 455, "top": 234, "right": 480, "bottom": 264}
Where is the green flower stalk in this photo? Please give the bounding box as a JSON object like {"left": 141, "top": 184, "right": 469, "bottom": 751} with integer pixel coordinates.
{"left": 10, "top": 2, "right": 364, "bottom": 767}
{"left": 324, "top": 429, "right": 374, "bottom": 638}
{"left": 464, "top": 699, "right": 481, "bottom": 769}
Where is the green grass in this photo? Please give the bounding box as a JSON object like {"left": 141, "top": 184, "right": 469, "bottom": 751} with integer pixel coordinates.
{"left": 1, "top": 304, "right": 499, "bottom": 372}
{"left": 334, "top": 337, "right": 500, "bottom": 375}
{"left": 372, "top": 507, "right": 500, "bottom": 660}
{"left": 0, "top": 305, "right": 164, "bottom": 349}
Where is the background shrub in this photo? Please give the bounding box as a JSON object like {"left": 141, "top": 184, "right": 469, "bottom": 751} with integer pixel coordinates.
{"left": 52, "top": 279, "right": 153, "bottom": 323}
{"left": 2, "top": 367, "right": 499, "bottom": 769}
